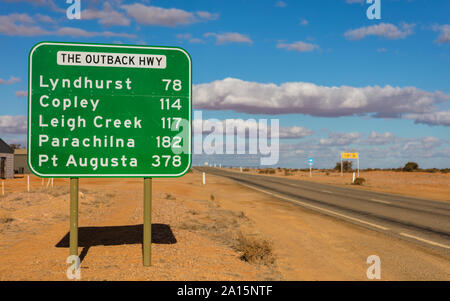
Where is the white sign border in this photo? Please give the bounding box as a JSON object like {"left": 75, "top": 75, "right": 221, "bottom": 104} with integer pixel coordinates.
{"left": 28, "top": 42, "right": 192, "bottom": 178}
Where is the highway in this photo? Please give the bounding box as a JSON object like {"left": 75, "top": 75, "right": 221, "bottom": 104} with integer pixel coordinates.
{"left": 196, "top": 167, "right": 450, "bottom": 253}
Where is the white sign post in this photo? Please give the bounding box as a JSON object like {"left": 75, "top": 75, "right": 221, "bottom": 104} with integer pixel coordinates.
{"left": 308, "top": 158, "right": 314, "bottom": 177}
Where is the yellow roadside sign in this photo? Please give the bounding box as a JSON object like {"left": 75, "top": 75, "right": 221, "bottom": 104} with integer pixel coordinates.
{"left": 341, "top": 152, "right": 358, "bottom": 159}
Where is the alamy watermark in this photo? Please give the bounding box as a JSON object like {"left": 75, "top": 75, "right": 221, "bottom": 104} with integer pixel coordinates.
{"left": 66, "top": 0, "right": 81, "bottom": 20}
{"left": 366, "top": 0, "right": 381, "bottom": 20}
{"left": 192, "top": 111, "right": 280, "bottom": 166}
{"left": 366, "top": 255, "right": 381, "bottom": 279}
{"left": 66, "top": 255, "right": 81, "bottom": 280}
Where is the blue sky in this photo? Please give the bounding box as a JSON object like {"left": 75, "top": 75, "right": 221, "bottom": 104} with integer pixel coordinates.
{"left": 0, "top": 0, "right": 449, "bottom": 168}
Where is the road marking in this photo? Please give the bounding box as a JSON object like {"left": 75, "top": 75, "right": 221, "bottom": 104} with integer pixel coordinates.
{"left": 239, "top": 182, "right": 389, "bottom": 231}
{"left": 399, "top": 232, "right": 450, "bottom": 250}
{"left": 370, "top": 198, "right": 391, "bottom": 205}
{"left": 322, "top": 190, "right": 333, "bottom": 194}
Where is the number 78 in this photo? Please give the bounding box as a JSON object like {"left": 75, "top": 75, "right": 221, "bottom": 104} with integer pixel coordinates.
{"left": 162, "top": 79, "right": 182, "bottom": 91}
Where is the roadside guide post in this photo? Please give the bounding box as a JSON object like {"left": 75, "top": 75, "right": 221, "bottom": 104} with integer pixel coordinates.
{"left": 308, "top": 158, "right": 314, "bottom": 177}
{"left": 28, "top": 42, "right": 192, "bottom": 268}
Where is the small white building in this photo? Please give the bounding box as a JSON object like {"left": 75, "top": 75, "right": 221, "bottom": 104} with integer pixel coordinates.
{"left": 0, "top": 139, "right": 14, "bottom": 179}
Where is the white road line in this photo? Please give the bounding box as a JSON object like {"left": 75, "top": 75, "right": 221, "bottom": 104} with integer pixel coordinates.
{"left": 239, "top": 182, "right": 389, "bottom": 231}
{"left": 370, "top": 198, "right": 391, "bottom": 205}
{"left": 399, "top": 232, "right": 450, "bottom": 250}
{"left": 322, "top": 190, "right": 333, "bottom": 194}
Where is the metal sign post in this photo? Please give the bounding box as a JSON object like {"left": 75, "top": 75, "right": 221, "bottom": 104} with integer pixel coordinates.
{"left": 69, "top": 178, "right": 78, "bottom": 256}
{"left": 341, "top": 152, "right": 359, "bottom": 178}
{"left": 28, "top": 42, "right": 192, "bottom": 267}
{"left": 143, "top": 178, "right": 152, "bottom": 266}
{"left": 357, "top": 156, "right": 360, "bottom": 177}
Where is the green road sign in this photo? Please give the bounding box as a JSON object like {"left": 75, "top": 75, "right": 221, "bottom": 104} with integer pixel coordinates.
{"left": 28, "top": 42, "right": 192, "bottom": 177}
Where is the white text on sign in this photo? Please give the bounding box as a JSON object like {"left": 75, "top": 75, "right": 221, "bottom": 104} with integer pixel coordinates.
{"left": 57, "top": 51, "right": 167, "bottom": 69}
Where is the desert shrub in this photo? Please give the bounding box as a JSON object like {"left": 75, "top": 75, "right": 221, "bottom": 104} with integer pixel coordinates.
{"left": 403, "top": 162, "right": 419, "bottom": 172}
{"left": 353, "top": 177, "right": 366, "bottom": 185}
{"left": 210, "top": 194, "right": 215, "bottom": 201}
{"left": 334, "top": 161, "right": 353, "bottom": 172}
{"left": 163, "top": 193, "right": 176, "bottom": 200}
{"left": 258, "top": 168, "right": 276, "bottom": 174}
{"left": 234, "top": 233, "right": 275, "bottom": 265}
{"left": 0, "top": 216, "right": 14, "bottom": 224}
{"left": 243, "top": 168, "right": 250, "bottom": 172}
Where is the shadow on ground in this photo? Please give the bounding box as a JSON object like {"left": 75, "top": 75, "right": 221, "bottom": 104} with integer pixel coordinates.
{"left": 55, "top": 224, "right": 176, "bottom": 262}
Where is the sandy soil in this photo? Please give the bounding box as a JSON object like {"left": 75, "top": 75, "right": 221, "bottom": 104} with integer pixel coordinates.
{"left": 0, "top": 171, "right": 449, "bottom": 280}
{"left": 236, "top": 168, "right": 450, "bottom": 202}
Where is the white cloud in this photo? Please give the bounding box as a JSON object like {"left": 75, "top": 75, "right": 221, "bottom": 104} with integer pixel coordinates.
{"left": 365, "top": 131, "right": 397, "bottom": 145}
{"left": 55, "top": 27, "right": 136, "bottom": 38}
{"left": 0, "top": 76, "right": 20, "bottom": 85}
{"left": 176, "top": 33, "right": 205, "bottom": 44}
{"left": 275, "top": 1, "right": 287, "bottom": 8}
{"left": 277, "top": 41, "right": 318, "bottom": 52}
{"left": 15, "top": 90, "right": 27, "bottom": 97}
{"left": 0, "top": 13, "right": 50, "bottom": 36}
{"left": 35, "top": 14, "right": 55, "bottom": 23}
{"left": 82, "top": 2, "right": 130, "bottom": 26}
{"left": 345, "top": 23, "right": 415, "bottom": 40}
{"left": 279, "top": 126, "right": 314, "bottom": 139}
{"left": 196, "top": 11, "right": 219, "bottom": 21}
{"left": 193, "top": 78, "right": 449, "bottom": 123}
{"left": 434, "top": 24, "right": 450, "bottom": 44}
{"left": 5, "top": 0, "right": 64, "bottom": 12}
{"left": 204, "top": 32, "right": 253, "bottom": 45}
{"left": 194, "top": 117, "right": 313, "bottom": 139}
{"left": 0, "top": 115, "right": 27, "bottom": 134}
{"left": 404, "top": 111, "right": 450, "bottom": 126}
{"left": 401, "top": 136, "right": 442, "bottom": 152}
{"left": 300, "top": 19, "right": 309, "bottom": 26}
{"left": 320, "top": 132, "right": 362, "bottom": 146}
{"left": 121, "top": 3, "right": 217, "bottom": 27}
{"left": 0, "top": 13, "right": 135, "bottom": 38}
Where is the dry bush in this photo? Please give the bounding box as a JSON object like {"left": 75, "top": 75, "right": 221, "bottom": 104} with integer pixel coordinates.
{"left": 353, "top": 177, "right": 366, "bottom": 185}
{"left": 243, "top": 168, "right": 250, "bottom": 172}
{"left": 179, "top": 199, "right": 275, "bottom": 266}
{"left": 0, "top": 215, "right": 14, "bottom": 224}
{"left": 258, "top": 169, "right": 276, "bottom": 174}
{"left": 210, "top": 194, "right": 215, "bottom": 201}
{"left": 163, "top": 193, "right": 176, "bottom": 200}
{"left": 234, "top": 232, "right": 275, "bottom": 265}
{"left": 48, "top": 186, "right": 69, "bottom": 197}
{"left": 283, "top": 169, "right": 292, "bottom": 176}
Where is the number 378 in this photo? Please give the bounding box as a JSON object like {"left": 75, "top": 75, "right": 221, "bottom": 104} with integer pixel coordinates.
{"left": 152, "top": 155, "right": 181, "bottom": 167}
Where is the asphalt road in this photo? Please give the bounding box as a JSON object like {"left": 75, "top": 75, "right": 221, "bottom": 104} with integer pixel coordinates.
{"left": 196, "top": 167, "right": 450, "bottom": 253}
